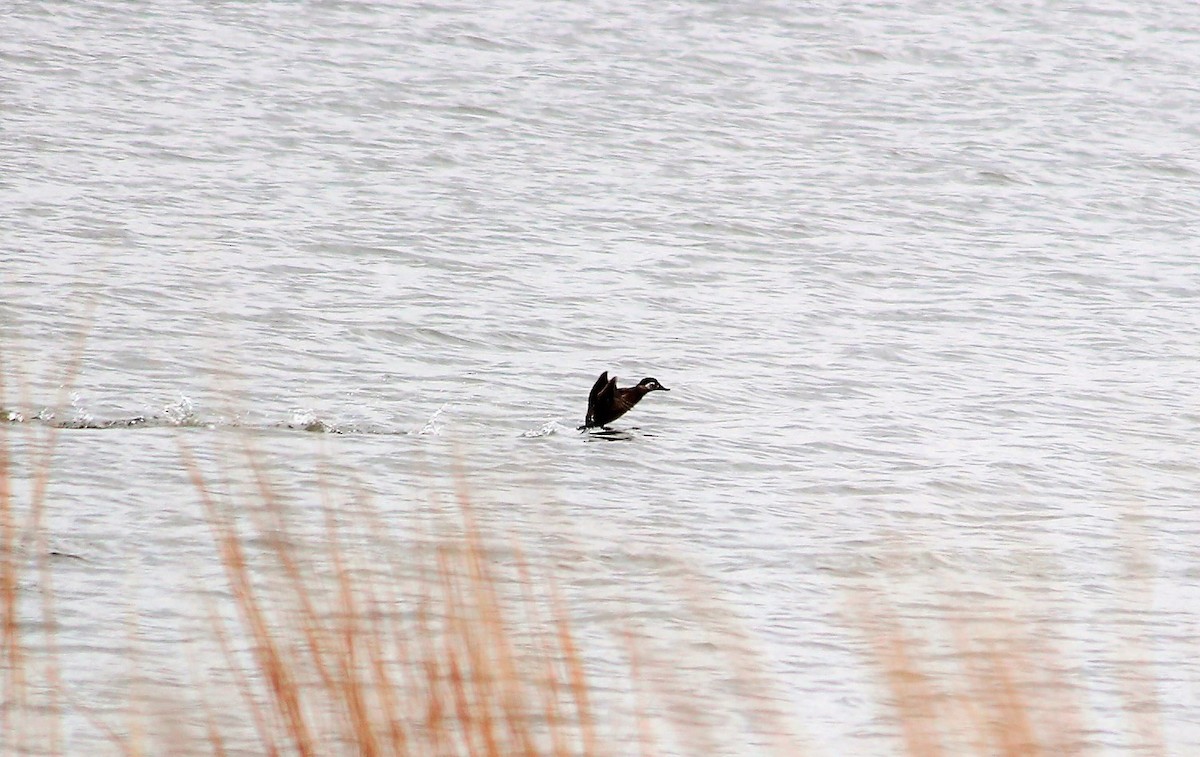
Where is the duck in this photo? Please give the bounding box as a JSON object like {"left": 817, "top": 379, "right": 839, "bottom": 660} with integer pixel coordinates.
{"left": 580, "top": 371, "right": 670, "bottom": 430}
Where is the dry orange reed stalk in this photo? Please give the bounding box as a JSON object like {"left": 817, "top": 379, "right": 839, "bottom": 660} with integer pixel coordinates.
{"left": 0, "top": 346, "right": 1170, "bottom": 756}
{"left": 168, "top": 433, "right": 809, "bottom": 757}
{"left": 853, "top": 575, "right": 1167, "bottom": 757}
{"left": 1, "top": 319, "right": 93, "bottom": 755}
{"left": 173, "top": 436, "right": 614, "bottom": 757}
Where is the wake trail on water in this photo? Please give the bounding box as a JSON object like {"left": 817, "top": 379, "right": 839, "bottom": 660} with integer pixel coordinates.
{"left": 1, "top": 395, "right": 409, "bottom": 436}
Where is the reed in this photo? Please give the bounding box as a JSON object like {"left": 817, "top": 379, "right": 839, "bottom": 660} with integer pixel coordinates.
{"left": 0, "top": 378, "right": 1173, "bottom": 755}
{"left": 166, "top": 432, "right": 792, "bottom": 756}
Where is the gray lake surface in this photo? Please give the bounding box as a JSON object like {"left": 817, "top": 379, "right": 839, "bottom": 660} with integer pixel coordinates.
{"left": 3, "top": 0, "right": 1199, "bottom": 753}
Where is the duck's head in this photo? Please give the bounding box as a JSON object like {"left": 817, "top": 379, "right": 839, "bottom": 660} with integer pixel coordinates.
{"left": 637, "top": 377, "right": 669, "bottom": 392}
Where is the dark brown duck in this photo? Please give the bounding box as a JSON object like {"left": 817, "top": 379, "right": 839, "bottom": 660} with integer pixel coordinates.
{"left": 580, "top": 371, "right": 670, "bottom": 429}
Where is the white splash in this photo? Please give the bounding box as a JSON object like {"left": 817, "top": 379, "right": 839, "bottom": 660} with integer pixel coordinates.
{"left": 163, "top": 394, "right": 196, "bottom": 425}
{"left": 289, "top": 408, "right": 317, "bottom": 426}
{"left": 69, "top": 392, "right": 93, "bottom": 426}
{"left": 419, "top": 403, "right": 449, "bottom": 436}
{"left": 519, "top": 420, "right": 567, "bottom": 438}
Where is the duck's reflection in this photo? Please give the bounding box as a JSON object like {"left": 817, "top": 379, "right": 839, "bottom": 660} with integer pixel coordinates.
{"left": 582, "top": 427, "right": 657, "bottom": 442}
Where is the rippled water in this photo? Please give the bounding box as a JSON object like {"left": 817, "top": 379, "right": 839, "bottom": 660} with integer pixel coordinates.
{"left": 4, "top": 0, "right": 1200, "bottom": 753}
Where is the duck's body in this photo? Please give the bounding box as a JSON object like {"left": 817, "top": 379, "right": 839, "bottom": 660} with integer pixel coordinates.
{"left": 581, "top": 371, "right": 669, "bottom": 429}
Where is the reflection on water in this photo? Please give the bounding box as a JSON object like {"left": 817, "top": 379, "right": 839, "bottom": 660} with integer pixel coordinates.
{"left": 583, "top": 427, "right": 655, "bottom": 442}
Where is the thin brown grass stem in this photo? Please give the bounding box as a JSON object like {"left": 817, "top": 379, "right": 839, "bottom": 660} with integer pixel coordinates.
{"left": 235, "top": 432, "right": 340, "bottom": 704}
{"left": 202, "top": 557, "right": 280, "bottom": 757}
{"left": 229, "top": 550, "right": 313, "bottom": 754}
{"left": 414, "top": 528, "right": 448, "bottom": 756}
{"left": 0, "top": 364, "right": 20, "bottom": 747}
{"left": 178, "top": 439, "right": 316, "bottom": 757}
{"left": 359, "top": 573, "right": 411, "bottom": 755}
{"left": 951, "top": 623, "right": 1001, "bottom": 756}
{"left": 1117, "top": 513, "right": 1166, "bottom": 757}
{"left": 315, "top": 451, "right": 365, "bottom": 735}
{"left": 549, "top": 578, "right": 597, "bottom": 757}
{"left": 32, "top": 496, "right": 63, "bottom": 754}
{"left": 506, "top": 542, "right": 553, "bottom": 757}
{"left": 323, "top": 492, "right": 382, "bottom": 757}
{"left": 423, "top": 657, "right": 447, "bottom": 757}
{"left": 455, "top": 496, "right": 532, "bottom": 757}
{"left": 56, "top": 681, "right": 141, "bottom": 757}
{"left": 356, "top": 491, "right": 419, "bottom": 755}
{"left": 448, "top": 492, "right": 495, "bottom": 702}
{"left": 439, "top": 543, "right": 491, "bottom": 757}
{"left": 23, "top": 298, "right": 96, "bottom": 756}
{"left": 856, "top": 591, "right": 945, "bottom": 757}
{"left": 120, "top": 603, "right": 146, "bottom": 757}
{"left": 205, "top": 709, "right": 229, "bottom": 757}
{"left": 983, "top": 646, "right": 1038, "bottom": 756}
{"left": 184, "top": 629, "right": 233, "bottom": 757}
{"left": 446, "top": 647, "right": 481, "bottom": 757}
{"left": 516, "top": 553, "right": 568, "bottom": 757}
{"left": 670, "top": 566, "right": 806, "bottom": 756}
{"left": 627, "top": 631, "right": 724, "bottom": 757}
{"left": 623, "top": 626, "right": 659, "bottom": 757}
{"left": 1, "top": 331, "right": 36, "bottom": 732}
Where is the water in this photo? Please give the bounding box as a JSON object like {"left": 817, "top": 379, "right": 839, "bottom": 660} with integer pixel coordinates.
{"left": 3, "top": 0, "right": 1200, "bottom": 752}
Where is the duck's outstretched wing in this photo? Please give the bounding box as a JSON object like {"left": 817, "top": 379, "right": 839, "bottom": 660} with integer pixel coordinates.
{"left": 584, "top": 371, "right": 616, "bottom": 427}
